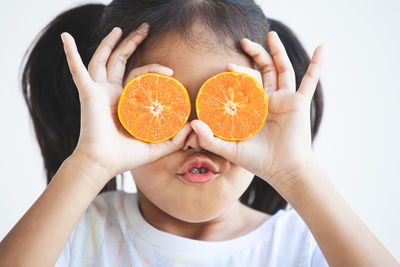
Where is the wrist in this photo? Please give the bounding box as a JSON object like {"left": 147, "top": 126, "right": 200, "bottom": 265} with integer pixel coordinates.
{"left": 269, "top": 155, "right": 325, "bottom": 203}
{"left": 64, "top": 151, "right": 112, "bottom": 190}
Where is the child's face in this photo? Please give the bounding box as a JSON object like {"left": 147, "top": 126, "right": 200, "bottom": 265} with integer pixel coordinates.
{"left": 125, "top": 28, "right": 256, "bottom": 223}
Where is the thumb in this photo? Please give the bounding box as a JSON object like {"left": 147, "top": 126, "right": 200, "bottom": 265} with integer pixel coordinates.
{"left": 148, "top": 122, "right": 193, "bottom": 162}
{"left": 190, "top": 120, "right": 237, "bottom": 163}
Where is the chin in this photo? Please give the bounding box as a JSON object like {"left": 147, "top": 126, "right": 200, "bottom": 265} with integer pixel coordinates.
{"left": 166, "top": 197, "right": 235, "bottom": 223}
{"left": 132, "top": 165, "right": 254, "bottom": 224}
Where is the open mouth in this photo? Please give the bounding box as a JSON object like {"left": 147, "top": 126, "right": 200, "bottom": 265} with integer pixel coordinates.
{"left": 188, "top": 167, "right": 210, "bottom": 174}
{"left": 178, "top": 167, "right": 218, "bottom": 184}
{"left": 177, "top": 155, "right": 220, "bottom": 185}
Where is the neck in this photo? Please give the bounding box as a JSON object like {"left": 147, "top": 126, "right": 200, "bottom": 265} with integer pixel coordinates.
{"left": 137, "top": 190, "right": 259, "bottom": 241}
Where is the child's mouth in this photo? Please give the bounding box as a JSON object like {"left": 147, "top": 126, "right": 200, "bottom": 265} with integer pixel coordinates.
{"left": 177, "top": 155, "right": 220, "bottom": 184}
{"left": 181, "top": 167, "right": 217, "bottom": 184}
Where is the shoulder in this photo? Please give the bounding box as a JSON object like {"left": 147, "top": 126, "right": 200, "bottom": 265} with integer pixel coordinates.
{"left": 267, "top": 207, "right": 329, "bottom": 266}
{"left": 68, "top": 190, "right": 132, "bottom": 248}
{"left": 75, "top": 190, "right": 126, "bottom": 227}
{"left": 86, "top": 190, "right": 126, "bottom": 214}
{"left": 55, "top": 190, "right": 130, "bottom": 266}
{"left": 274, "top": 207, "right": 310, "bottom": 233}
{"left": 272, "top": 207, "right": 316, "bottom": 247}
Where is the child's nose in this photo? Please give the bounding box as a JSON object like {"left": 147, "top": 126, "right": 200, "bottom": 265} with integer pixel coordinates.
{"left": 188, "top": 109, "right": 198, "bottom": 122}
{"left": 182, "top": 129, "right": 202, "bottom": 151}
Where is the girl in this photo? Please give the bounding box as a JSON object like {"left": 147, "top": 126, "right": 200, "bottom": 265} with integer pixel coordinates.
{"left": 0, "top": 0, "right": 398, "bottom": 266}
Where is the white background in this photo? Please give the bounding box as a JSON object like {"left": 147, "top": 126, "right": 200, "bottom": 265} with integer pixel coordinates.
{"left": 1, "top": 0, "right": 399, "bottom": 262}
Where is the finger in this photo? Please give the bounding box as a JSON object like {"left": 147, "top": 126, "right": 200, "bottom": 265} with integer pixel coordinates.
{"left": 267, "top": 31, "right": 296, "bottom": 92}
{"left": 225, "top": 63, "right": 263, "bottom": 87}
{"left": 123, "top": 64, "right": 174, "bottom": 86}
{"left": 298, "top": 45, "right": 325, "bottom": 100}
{"left": 190, "top": 120, "right": 238, "bottom": 163}
{"left": 87, "top": 27, "right": 123, "bottom": 82}
{"left": 169, "top": 123, "right": 193, "bottom": 147}
{"left": 240, "top": 38, "right": 278, "bottom": 92}
{"left": 107, "top": 23, "right": 150, "bottom": 85}
{"left": 149, "top": 123, "right": 193, "bottom": 161}
{"left": 61, "top": 32, "right": 93, "bottom": 96}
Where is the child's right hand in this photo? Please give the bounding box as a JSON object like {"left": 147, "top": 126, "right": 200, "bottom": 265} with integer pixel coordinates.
{"left": 61, "top": 23, "right": 192, "bottom": 184}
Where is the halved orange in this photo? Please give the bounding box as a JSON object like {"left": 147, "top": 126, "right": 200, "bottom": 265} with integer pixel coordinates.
{"left": 196, "top": 72, "right": 268, "bottom": 141}
{"left": 118, "top": 73, "right": 191, "bottom": 143}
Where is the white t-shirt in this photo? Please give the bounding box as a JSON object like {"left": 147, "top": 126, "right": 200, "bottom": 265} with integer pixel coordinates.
{"left": 55, "top": 190, "right": 329, "bottom": 266}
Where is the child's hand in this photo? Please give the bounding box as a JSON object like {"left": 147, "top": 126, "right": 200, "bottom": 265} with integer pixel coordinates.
{"left": 191, "top": 31, "right": 324, "bottom": 191}
{"left": 61, "top": 24, "right": 192, "bottom": 183}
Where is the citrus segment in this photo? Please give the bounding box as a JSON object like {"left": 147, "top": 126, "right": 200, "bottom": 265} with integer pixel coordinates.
{"left": 196, "top": 72, "right": 268, "bottom": 141}
{"left": 118, "top": 73, "right": 191, "bottom": 143}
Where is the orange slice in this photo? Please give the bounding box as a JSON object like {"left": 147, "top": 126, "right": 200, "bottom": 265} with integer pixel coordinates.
{"left": 196, "top": 72, "right": 268, "bottom": 141}
{"left": 118, "top": 73, "right": 191, "bottom": 143}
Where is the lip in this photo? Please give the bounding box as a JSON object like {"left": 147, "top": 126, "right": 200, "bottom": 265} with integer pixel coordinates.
{"left": 178, "top": 155, "right": 219, "bottom": 175}
{"left": 177, "top": 154, "right": 220, "bottom": 184}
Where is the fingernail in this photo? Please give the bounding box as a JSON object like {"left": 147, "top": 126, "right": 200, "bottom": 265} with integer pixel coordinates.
{"left": 139, "top": 22, "right": 150, "bottom": 30}
{"left": 60, "top": 33, "right": 65, "bottom": 43}
{"left": 191, "top": 121, "right": 199, "bottom": 134}
{"left": 270, "top": 31, "right": 278, "bottom": 37}
{"left": 241, "top": 38, "right": 253, "bottom": 46}
{"left": 112, "top": 27, "right": 121, "bottom": 34}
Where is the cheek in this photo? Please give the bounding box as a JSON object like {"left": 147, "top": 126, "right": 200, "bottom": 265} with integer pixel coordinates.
{"left": 130, "top": 163, "right": 168, "bottom": 196}
{"left": 131, "top": 163, "right": 255, "bottom": 223}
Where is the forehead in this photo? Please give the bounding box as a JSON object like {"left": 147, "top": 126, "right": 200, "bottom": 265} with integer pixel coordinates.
{"left": 132, "top": 33, "right": 253, "bottom": 93}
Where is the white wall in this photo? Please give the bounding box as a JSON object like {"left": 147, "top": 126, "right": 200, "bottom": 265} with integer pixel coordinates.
{"left": 1, "top": 0, "right": 399, "bottom": 262}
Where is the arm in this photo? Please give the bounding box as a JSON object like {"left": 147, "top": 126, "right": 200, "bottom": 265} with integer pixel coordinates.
{"left": 0, "top": 154, "right": 107, "bottom": 267}
{"left": 190, "top": 31, "right": 399, "bottom": 266}
{"left": 275, "top": 157, "right": 399, "bottom": 267}
{"left": 0, "top": 24, "right": 191, "bottom": 267}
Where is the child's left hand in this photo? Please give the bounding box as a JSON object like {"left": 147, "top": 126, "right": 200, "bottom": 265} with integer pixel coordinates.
{"left": 191, "top": 31, "right": 325, "bottom": 191}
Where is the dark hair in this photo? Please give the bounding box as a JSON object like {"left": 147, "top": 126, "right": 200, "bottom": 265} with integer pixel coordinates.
{"left": 21, "top": 0, "right": 323, "bottom": 214}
